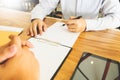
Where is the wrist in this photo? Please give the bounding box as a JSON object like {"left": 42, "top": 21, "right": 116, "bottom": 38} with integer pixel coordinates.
{"left": 81, "top": 18, "right": 87, "bottom": 32}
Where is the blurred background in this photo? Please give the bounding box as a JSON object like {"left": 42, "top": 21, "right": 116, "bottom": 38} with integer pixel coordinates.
{"left": 0, "top": 0, "right": 39, "bottom": 12}
{"left": 0, "top": 0, "right": 62, "bottom": 18}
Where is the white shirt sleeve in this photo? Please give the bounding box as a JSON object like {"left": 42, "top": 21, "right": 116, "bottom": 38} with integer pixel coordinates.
{"left": 85, "top": 0, "right": 120, "bottom": 31}
{"left": 31, "top": 0, "right": 59, "bottom": 20}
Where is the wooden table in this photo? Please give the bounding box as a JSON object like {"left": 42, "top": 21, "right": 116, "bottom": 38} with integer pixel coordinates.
{"left": 0, "top": 7, "right": 120, "bottom": 80}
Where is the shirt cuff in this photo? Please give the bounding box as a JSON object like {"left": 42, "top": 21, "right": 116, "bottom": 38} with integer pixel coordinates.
{"left": 31, "top": 14, "right": 45, "bottom": 21}
{"left": 85, "top": 19, "right": 98, "bottom": 31}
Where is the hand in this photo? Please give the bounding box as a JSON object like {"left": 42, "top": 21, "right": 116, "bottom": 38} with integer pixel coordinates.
{"left": 28, "top": 19, "right": 47, "bottom": 37}
{"left": 0, "top": 35, "right": 39, "bottom": 80}
{"left": 0, "top": 35, "right": 33, "bottom": 63}
{"left": 66, "top": 16, "right": 86, "bottom": 33}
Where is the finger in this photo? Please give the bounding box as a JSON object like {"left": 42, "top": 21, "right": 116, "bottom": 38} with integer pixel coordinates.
{"left": 38, "top": 22, "right": 43, "bottom": 35}
{"left": 29, "top": 24, "right": 34, "bottom": 36}
{"left": 9, "top": 34, "right": 14, "bottom": 39}
{"left": 69, "top": 16, "right": 76, "bottom": 19}
{"left": 26, "top": 27, "right": 30, "bottom": 36}
{"left": 68, "top": 28, "right": 77, "bottom": 32}
{"left": 43, "top": 23, "right": 47, "bottom": 32}
{"left": 0, "top": 44, "right": 17, "bottom": 64}
{"left": 9, "top": 35, "right": 21, "bottom": 47}
{"left": 67, "top": 24, "right": 76, "bottom": 29}
{"left": 66, "top": 20, "right": 76, "bottom": 25}
{"left": 22, "top": 41, "right": 33, "bottom": 48}
{"left": 32, "top": 22, "right": 38, "bottom": 37}
{"left": 25, "top": 41, "right": 34, "bottom": 48}
{"left": 0, "top": 35, "right": 23, "bottom": 64}
{"left": 5, "top": 44, "right": 17, "bottom": 57}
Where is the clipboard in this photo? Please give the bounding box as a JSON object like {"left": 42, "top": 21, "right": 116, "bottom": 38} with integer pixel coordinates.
{"left": 28, "top": 22, "right": 79, "bottom": 80}
{"left": 0, "top": 22, "right": 80, "bottom": 80}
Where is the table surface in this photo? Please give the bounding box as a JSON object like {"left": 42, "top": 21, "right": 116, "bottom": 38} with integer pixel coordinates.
{"left": 0, "top": 7, "right": 120, "bottom": 80}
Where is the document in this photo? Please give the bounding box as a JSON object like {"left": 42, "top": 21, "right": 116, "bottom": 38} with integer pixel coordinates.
{"left": 37, "top": 22, "right": 80, "bottom": 47}
{"left": 0, "top": 22, "right": 80, "bottom": 80}
{"left": 29, "top": 38, "right": 71, "bottom": 80}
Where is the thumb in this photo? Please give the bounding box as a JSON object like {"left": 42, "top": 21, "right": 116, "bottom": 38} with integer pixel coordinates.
{"left": 0, "top": 44, "right": 17, "bottom": 64}
{"left": 9, "top": 35, "right": 21, "bottom": 47}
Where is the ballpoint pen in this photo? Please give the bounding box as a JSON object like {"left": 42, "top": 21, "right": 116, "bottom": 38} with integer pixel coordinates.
{"left": 18, "top": 29, "right": 31, "bottom": 40}
{"left": 62, "top": 16, "right": 82, "bottom": 26}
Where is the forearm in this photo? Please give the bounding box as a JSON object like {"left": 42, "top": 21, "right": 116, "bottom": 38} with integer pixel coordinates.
{"left": 85, "top": 0, "right": 120, "bottom": 31}
{"left": 85, "top": 14, "right": 120, "bottom": 31}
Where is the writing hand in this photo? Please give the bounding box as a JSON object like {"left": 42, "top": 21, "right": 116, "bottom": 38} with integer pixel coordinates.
{"left": 66, "top": 16, "right": 86, "bottom": 33}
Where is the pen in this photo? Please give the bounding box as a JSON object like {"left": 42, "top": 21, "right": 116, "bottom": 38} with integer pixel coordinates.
{"left": 35, "top": 37, "right": 72, "bottom": 48}
{"left": 18, "top": 30, "right": 23, "bottom": 36}
{"left": 18, "top": 29, "right": 31, "bottom": 40}
{"left": 62, "top": 16, "right": 82, "bottom": 26}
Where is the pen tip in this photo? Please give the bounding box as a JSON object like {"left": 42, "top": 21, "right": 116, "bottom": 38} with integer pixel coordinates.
{"left": 62, "top": 24, "right": 65, "bottom": 26}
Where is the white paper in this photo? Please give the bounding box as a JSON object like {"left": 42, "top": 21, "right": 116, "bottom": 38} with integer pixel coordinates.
{"left": 37, "top": 22, "right": 80, "bottom": 47}
{"left": 29, "top": 38, "right": 71, "bottom": 80}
